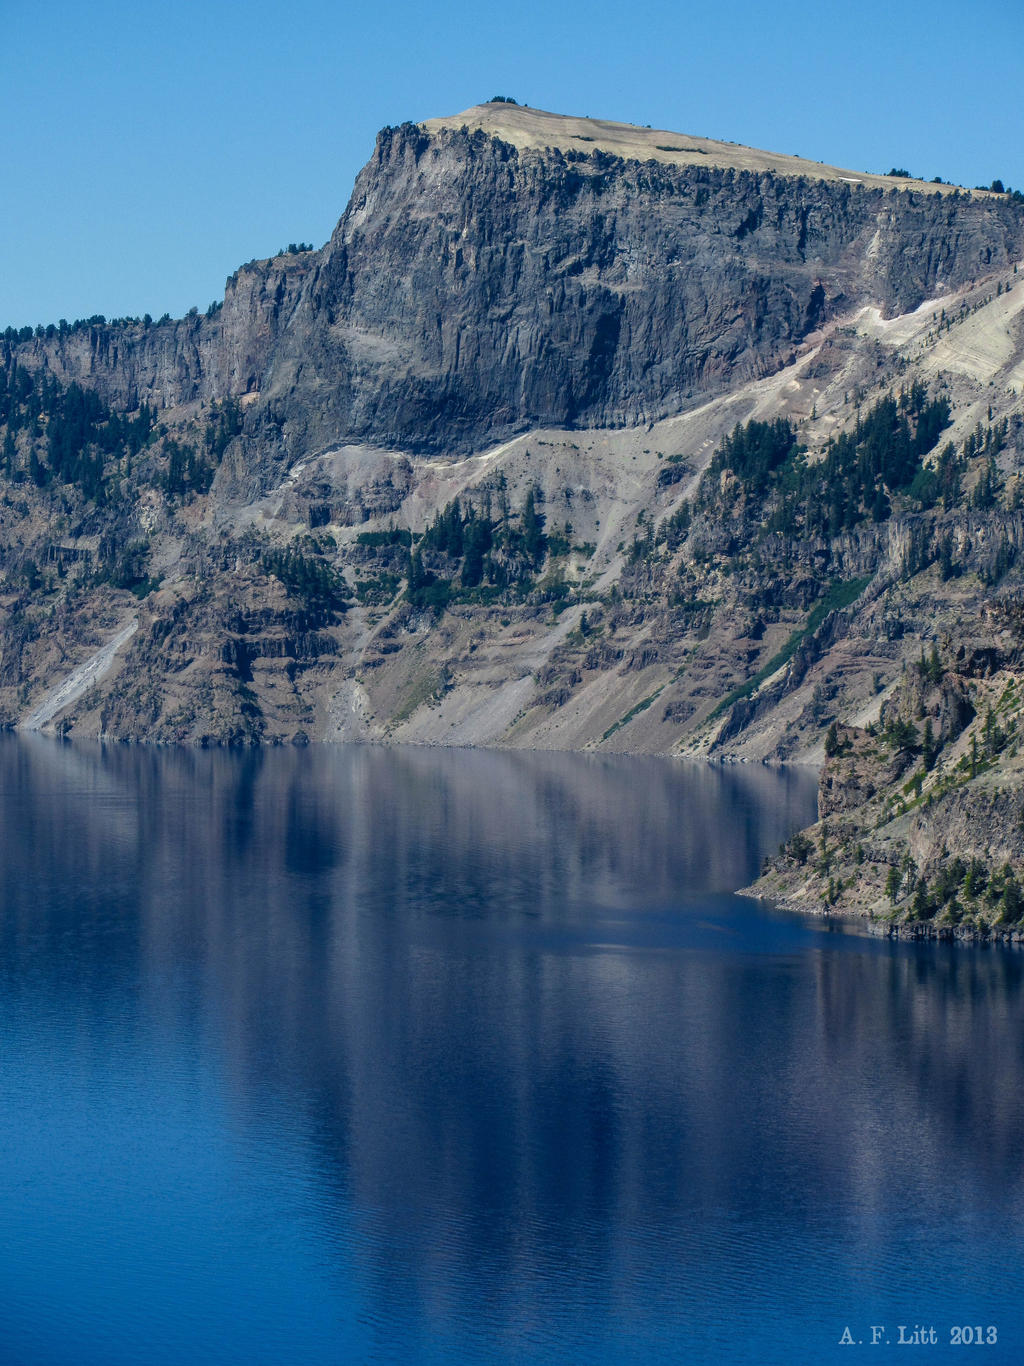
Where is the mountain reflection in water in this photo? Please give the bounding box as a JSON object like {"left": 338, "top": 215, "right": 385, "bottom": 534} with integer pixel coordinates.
{"left": 0, "top": 738, "right": 1022, "bottom": 1365}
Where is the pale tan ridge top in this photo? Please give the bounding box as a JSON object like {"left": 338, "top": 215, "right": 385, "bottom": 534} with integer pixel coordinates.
{"left": 423, "top": 103, "right": 984, "bottom": 196}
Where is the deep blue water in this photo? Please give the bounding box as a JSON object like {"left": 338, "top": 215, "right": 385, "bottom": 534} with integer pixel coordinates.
{"left": 1, "top": 738, "right": 1023, "bottom": 1365}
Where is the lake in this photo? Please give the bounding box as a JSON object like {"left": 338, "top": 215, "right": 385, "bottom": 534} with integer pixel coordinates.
{"left": 0, "top": 737, "right": 1022, "bottom": 1364}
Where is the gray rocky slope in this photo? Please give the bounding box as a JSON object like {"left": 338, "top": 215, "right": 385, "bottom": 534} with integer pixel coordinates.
{"left": 14, "top": 111, "right": 1024, "bottom": 470}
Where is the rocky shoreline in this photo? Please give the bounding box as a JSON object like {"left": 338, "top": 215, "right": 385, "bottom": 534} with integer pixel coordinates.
{"left": 740, "top": 888, "right": 1024, "bottom": 946}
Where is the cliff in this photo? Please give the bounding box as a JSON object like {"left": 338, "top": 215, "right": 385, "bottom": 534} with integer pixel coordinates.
{"left": 2, "top": 104, "right": 1024, "bottom": 931}
{"left": 9, "top": 106, "right": 1024, "bottom": 473}
{"left": 748, "top": 627, "right": 1024, "bottom": 943}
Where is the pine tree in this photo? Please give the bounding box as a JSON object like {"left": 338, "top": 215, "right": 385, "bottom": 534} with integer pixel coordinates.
{"left": 886, "top": 865, "right": 901, "bottom": 904}
{"left": 521, "top": 487, "right": 546, "bottom": 568}
{"left": 922, "top": 719, "right": 935, "bottom": 771}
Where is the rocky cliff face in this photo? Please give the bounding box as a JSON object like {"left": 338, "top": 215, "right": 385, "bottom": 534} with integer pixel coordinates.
{"left": 11, "top": 109, "right": 1024, "bottom": 473}
{"left": 749, "top": 630, "right": 1024, "bottom": 942}
{"left": 4, "top": 106, "right": 1024, "bottom": 937}
{"left": 9, "top": 253, "right": 311, "bottom": 414}
{"left": 277, "top": 122, "right": 1022, "bottom": 457}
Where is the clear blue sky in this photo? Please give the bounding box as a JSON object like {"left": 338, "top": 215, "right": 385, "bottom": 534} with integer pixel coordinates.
{"left": 2, "top": 0, "right": 1021, "bottom": 329}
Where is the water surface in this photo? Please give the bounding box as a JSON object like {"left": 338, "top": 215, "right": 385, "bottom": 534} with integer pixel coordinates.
{"left": 0, "top": 739, "right": 1022, "bottom": 1363}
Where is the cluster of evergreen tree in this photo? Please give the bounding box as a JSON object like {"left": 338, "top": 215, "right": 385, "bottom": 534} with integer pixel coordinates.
{"left": 904, "top": 442, "right": 966, "bottom": 511}
{"left": 93, "top": 535, "right": 155, "bottom": 594}
{"left": 0, "top": 363, "right": 244, "bottom": 506}
{"left": 2, "top": 314, "right": 165, "bottom": 343}
{"left": 890, "top": 856, "right": 1023, "bottom": 925}
{"left": 960, "top": 420, "right": 1010, "bottom": 511}
{"left": 264, "top": 546, "right": 351, "bottom": 626}
{"left": 355, "top": 526, "right": 412, "bottom": 550}
{"left": 0, "top": 362, "right": 155, "bottom": 502}
{"left": 162, "top": 439, "right": 213, "bottom": 500}
{"left": 419, "top": 498, "right": 496, "bottom": 587}
{"left": 204, "top": 398, "right": 243, "bottom": 462}
{"left": 701, "top": 384, "right": 955, "bottom": 536}
{"left": 705, "top": 417, "right": 796, "bottom": 496}
{"left": 404, "top": 488, "right": 549, "bottom": 610}
{"left": 161, "top": 399, "right": 243, "bottom": 500}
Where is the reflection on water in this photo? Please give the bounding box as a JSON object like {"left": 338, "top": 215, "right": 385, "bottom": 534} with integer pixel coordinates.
{"left": 0, "top": 738, "right": 1022, "bottom": 1364}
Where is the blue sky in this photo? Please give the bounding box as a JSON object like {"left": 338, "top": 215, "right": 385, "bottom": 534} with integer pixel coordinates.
{"left": 2, "top": 0, "right": 1021, "bottom": 328}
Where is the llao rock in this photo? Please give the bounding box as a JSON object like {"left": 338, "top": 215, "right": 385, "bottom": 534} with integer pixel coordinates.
{"left": 8, "top": 107, "right": 1024, "bottom": 485}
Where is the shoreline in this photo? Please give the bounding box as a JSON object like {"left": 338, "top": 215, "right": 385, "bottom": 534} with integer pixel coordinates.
{"left": 738, "top": 887, "right": 1024, "bottom": 948}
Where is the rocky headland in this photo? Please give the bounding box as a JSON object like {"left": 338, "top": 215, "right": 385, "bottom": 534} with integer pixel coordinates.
{"left": 3, "top": 102, "right": 1024, "bottom": 936}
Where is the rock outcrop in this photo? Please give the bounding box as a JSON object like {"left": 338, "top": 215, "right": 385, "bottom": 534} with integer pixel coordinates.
{"left": 3, "top": 103, "right": 1024, "bottom": 877}
{"left": 10, "top": 107, "right": 1024, "bottom": 479}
